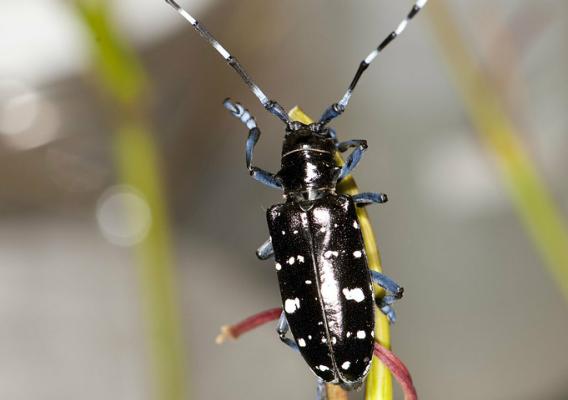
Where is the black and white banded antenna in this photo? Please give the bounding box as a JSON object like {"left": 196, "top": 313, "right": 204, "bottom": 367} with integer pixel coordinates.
{"left": 165, "top": 0, "right": 291, "bottom": 125}
{"left": 319, "top": 0, "right": 429, "bottom": 125}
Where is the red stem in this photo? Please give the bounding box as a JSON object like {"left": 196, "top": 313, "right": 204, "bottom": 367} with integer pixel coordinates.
{"left": 373, "top": 343, "right": 417, "bottom": 400}
{"left": 217, "top": 307, "right": 418, "bottom": 400}
{"left": 217, "top": 307, "right": 282, "bottom": 343}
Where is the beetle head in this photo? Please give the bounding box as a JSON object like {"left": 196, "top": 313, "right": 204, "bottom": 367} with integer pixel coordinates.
{"left": 282, "top": 122, "right": 336, "bottom": 156}
{"left": 277, "top": 123, "right": 340, "bottom": 195}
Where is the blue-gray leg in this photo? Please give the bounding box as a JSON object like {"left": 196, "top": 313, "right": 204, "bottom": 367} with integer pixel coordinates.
{"left": 224, "top": 99, "right": 283, "bottom": 190}
{"left": 352, "top": 192, "right": 388, "bottom": 206}
{"left": 337, "top": 140, "right": 368, "bottom": 181}
{"left": 276, "top": 311, "right": 299, "bottom": 353}
{"left": 327, "top": 127, "right": 338, "bottom": 142}
{"left": 371, "top": 270, "right": 404, "bottom": 324}
{"left": 376, "top": 302, "right": 397, "bottom": 324}
{"left": 250, "top": 167, "right": 282, "bottom": 189}
{"left": 316, "top": 379, "right": 326, "bottom": 400}
{"left": 256, "top": 238, "right": 274, "bottom": 260}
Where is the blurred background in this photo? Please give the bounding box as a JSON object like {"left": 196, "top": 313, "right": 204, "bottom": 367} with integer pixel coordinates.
{"left": 1, "top": 0, "right": 567, "bottom": 399}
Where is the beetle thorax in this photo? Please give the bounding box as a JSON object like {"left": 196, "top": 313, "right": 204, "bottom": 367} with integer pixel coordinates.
{"left": 276, "top": 126, "right": 340, "bottom": 200}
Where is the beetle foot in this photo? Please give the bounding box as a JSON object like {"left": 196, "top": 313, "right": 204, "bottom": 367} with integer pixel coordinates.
{"left": 379, "top": 304, "right": 397, "bottom": 324}
{"left": 394, "top": 286, "right": 404, "bottom": 299}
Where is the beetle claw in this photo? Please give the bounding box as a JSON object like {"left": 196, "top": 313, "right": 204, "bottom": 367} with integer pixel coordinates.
{"left": 395, "top": 286, "right": 404, "bottom": 299}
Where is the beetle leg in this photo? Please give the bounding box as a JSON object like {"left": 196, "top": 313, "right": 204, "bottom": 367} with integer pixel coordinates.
{"left": 337, "top": 140, "right": 368, "bottom": 181}
{"left": 316, "top": 379, "right": 326, "bottom": 400}
{"left": 250, "top": 167, "right": 283, "bottom": 189}
{"left": 371, "top": 270, "right": 404, "bottom": 324}
{"left": 256, "top": 237, "right": 274, "bottom": 260}
{"left": 352, "top": 192, "right": 389, "bottom": 206}
{"left": 327, "top": 127, "right": 338, "bottom": 142}
{"left": 370, "top": 270, "right": 404, "bottom": 298}
{"left": 276, "top": 311, "right": 300, "bottom": 353}
{"left": 224, "top": 99, "right": 283, "bottom": 190}
{"left": 336, "top": 139, "right": 366, "bottom": 153}
{"left": 375, "top": 300, "right": 397, "bottom": 324}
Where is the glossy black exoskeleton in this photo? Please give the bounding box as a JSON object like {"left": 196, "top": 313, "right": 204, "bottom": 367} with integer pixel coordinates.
{"left": 220, "top": 99, "right": 403, "bottom": 389}
{"left": 263, "top": 122, "right": 394, "bottom": 389}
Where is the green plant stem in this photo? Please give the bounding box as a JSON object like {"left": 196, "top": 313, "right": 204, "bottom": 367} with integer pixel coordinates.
{"left": 427, "top": 0, "right": 568, "bottom": 301}
{"left": 73, "top": 2, "right": 188, "bottom": 399}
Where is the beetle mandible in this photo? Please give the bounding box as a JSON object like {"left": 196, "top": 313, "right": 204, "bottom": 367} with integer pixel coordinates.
{"left": 165, "top": 0, "right": 428, "bottom": 394}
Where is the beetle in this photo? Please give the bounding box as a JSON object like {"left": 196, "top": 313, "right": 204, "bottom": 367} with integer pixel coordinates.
{"left": 221, "top": 101, "right": 405, "bottom": 391}
{"left": 165, "top": 0, "right": 428, "bottom": 395}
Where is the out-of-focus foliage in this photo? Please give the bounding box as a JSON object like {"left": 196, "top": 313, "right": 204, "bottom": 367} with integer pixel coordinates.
{"left": 429, "top": 0, "right": 568, "bottom": 301}
{"left": 74, "top": 2, "right": 188, "bottom": 400}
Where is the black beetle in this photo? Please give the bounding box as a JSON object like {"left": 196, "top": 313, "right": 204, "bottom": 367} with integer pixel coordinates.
{"left": 165, "top": 0, "right": 427, "bottom": 393}
{"left": 223, "top": 103, "right": 403, "bottom": 390}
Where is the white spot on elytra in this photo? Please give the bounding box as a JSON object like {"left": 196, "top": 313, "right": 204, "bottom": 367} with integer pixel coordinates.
{"left": 334, "top": 223, "right": 338, "bottom": 228}
{"left": 353, "top": 250, "right": 362, "bottom": 258}
{"left": 320, "top": 280, "right": 337, "bottom": 301}
{"left": 318, "top": 321, "right": 323, "bottom": 326}
{"left": 317, "top": 365, "right": 330, "bottom": 371}
{"left": 346, "top": 331, "right": 351, "bottom": 338}
{"left": 357, "top": 330, "right": 366, "bottom": 339}
{"left": 342, "top": 287, "right": 365, "bottom": 302}
{"left": 324, "top": 250, "right": 339, "bottom": 259}
{"left": 287, "top": 257, "right": 295, "bottom": 265}
{"left": 305, "top": 280, "right": 312, "bottom": 285}
{"left": 275, "top": 263, "right": 282, "bottom": 271}
{"left": 353, "top": 221, "right": 359, "bottom": 229}
{"left": 341, "top": 361, "right": 351, "bottom": 370}
{"left": 285, "top": 298, "right": 300, "bottom": 314}
{"left": 371, "top": 330, "right": 375, "bottom": 337}
{"left": 297, "top": 255, "right": 305, "bottom": 263}
{"left": 313, "top": 208, "right": 330, "bottom": 223}
{"left": 281, "top": 230, "right": 286, "bottom": 235}
{"left": 308, "top": 335, "right": 312, "bottom": 340}
{"left": 321, "top": 337, "right": 327, "bottom": 343}
{"left": 331, "top": 337, "right": 337, "bottom": 344}
{"left": 320, "top": 227, "right": 326, "bottom": 233}
{"left": 298, "top": 338, "right": 306, "bottom": 347}
{"left": 293, "top": 230, "right": 298, "bottom": 235}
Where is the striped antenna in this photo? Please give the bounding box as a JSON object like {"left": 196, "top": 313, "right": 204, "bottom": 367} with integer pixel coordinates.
{"left": 165, "top": 0, "right": 291, "bottom": 125}
{"left": 319, "top": 0, "right": 429, "bottom": 125}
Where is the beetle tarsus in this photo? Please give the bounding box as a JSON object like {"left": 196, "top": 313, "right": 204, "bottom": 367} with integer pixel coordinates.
{"left": 256, "top": 238, "right": 274, "bottom": 260}
{"left": 353, "top": 192, "right": 389, "bottom": 207}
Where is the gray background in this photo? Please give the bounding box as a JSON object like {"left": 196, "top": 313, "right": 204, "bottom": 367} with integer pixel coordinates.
{"left": 1, "top": 0, "right": 567, "bottom": 399}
